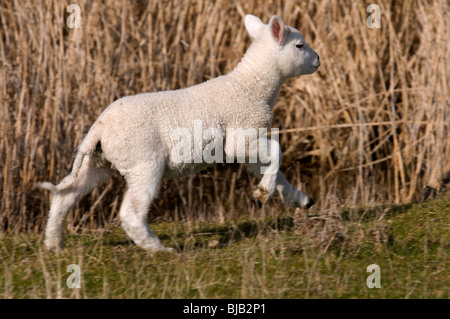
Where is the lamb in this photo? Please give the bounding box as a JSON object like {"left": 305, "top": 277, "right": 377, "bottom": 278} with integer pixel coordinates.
{"left": 36, "top": 14, "right": 320, "bottom": 252}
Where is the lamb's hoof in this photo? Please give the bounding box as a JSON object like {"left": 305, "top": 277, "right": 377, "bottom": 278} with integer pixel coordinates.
{"left": 253, "top": 186, "right": 271, "bottom": 204}
{"left": 44, "top": 240, "right": 64, "bottom": 252}
{"left": 251, "top": 197, "right": 262, "bottom": 209}
{"left": 304, "top": 198, "right": 315, "bottom": 209}
{"left": 45, "top": 246, "right": 64, "bottom": 254}
{"left": 157, "top": 246, "right": 176, "bottom": 253}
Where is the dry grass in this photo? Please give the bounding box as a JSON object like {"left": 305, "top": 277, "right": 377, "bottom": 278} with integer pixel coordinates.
{"left": 1, "top": 194, "right": 449, "bottom": 298}
{"left": 0, "top": 0, "right": 449, "bottom": 232}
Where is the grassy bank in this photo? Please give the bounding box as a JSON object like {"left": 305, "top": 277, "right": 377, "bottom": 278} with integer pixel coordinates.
{"left": 1, "top": 194, "right": 448, "bottom": 299}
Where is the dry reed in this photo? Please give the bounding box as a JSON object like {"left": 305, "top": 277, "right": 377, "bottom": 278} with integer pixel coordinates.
{"left": 0, "top": 0, "right": 449, "bottom": 232}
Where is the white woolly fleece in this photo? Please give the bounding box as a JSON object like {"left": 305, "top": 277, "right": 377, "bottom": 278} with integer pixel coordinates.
{"left": 37, "top": 14, "right": 319, "bottom": 252}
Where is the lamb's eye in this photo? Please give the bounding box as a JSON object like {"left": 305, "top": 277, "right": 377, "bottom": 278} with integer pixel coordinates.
{"left": 296, "top": 43, "right": 304, "bottom": 49}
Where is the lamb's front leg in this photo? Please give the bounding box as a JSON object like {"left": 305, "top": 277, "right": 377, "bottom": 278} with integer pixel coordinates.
{"left": 247, "top": 137, "right": 282, "bottom": 204}
{"left": 246, "top": 164, "right": 314, "bottom": 209}
{"left": 275, "top": 171, "right": 314, "bottom": 208}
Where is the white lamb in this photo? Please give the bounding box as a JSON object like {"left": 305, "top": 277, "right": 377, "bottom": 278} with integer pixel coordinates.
{"left": 37, "top": 14, "right": 320, "bottom": 252}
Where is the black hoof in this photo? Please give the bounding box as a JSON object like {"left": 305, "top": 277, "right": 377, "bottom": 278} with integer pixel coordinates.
{"left": 251, "top": 197, "right": 262, "bottom": 209}
{"left": 304, "top": 199, "right": 315, "bottom": 209}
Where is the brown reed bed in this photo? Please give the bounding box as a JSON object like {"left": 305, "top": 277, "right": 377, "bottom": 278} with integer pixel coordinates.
{"left": 0, "top": 0, "right": 449, "bottom": 232}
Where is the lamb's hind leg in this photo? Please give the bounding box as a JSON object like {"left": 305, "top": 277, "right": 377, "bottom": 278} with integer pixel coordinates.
{"left": 44, "top": 159, "right": 112, "bottom": 251}
{"left": 119, "top": 163, "right": 173, "bottom": 252}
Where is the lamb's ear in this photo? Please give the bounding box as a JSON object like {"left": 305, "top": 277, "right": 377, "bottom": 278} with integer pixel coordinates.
{"left": 244, "top": 14, "right": 264, "bottom": 39}
{"left": 268, "top": 15, "right": 287, "bottom": 46}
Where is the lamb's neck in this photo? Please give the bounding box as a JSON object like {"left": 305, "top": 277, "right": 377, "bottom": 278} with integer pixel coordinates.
{"left": 228, "top": 52, "right": 286, "bottom": 110}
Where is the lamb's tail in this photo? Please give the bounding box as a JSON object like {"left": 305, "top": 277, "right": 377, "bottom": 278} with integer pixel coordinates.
{"left": 35, "top": 124, "right": 102, "bottom": 193}
{"left": 34, "top": 181, "right": 59, "bottom": 192}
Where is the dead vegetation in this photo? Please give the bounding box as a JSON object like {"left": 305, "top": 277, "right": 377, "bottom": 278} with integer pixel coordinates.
{"left": 0, "top": 0, "right": 449, "bottom": 232}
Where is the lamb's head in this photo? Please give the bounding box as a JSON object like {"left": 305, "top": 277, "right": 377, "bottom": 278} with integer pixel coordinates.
{"left": 244, "top": 14, "right": 320, "bottom": 78}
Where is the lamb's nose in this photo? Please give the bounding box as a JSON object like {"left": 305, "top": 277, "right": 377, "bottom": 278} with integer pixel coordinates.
{"left": 315, "top": 55, "right": 321, "bottom": 68}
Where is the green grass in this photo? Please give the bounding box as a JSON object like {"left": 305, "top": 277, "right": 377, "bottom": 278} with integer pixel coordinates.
{"left": 0, "top": 194, "right": 449, "bottom": 299}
